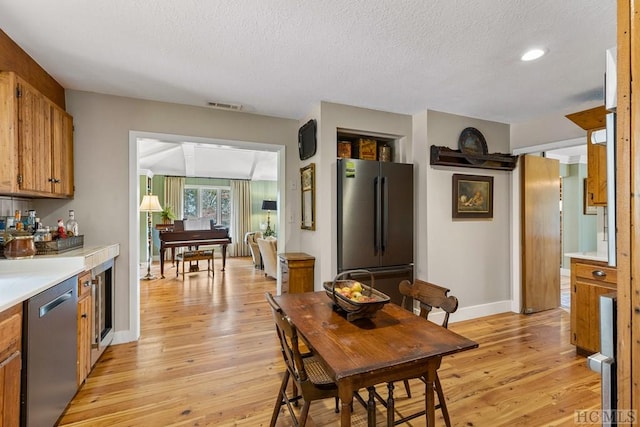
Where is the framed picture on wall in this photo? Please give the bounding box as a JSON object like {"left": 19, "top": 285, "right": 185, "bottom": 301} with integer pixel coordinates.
{"left": 583, "top": 178, "right": 597, "bottom": 215}
{"left": 300, "top": 163, "right": 316, "bottom": 230}
{"left": 452, "top": 174, "right": 494, "bottom": 219}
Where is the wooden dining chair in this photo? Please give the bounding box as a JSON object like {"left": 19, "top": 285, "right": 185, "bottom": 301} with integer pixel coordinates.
{"left": 265, "top": 292, "right": 339, "bottom": 427}
{"left": 392, "top": 279, "right": 460, "bottom": 426}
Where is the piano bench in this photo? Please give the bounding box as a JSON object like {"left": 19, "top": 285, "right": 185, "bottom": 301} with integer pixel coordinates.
{"left": 175, "top": 249, "right": 214, "bottom": 279}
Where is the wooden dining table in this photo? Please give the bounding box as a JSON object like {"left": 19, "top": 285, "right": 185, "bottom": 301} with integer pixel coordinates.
{"left": 274, "top": 291, "right": 479, "bottom": 427}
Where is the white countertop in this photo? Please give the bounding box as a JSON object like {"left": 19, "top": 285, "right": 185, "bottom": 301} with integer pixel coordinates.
{"left": 564, "top": 251, "right": 608, "bottom": 263}
{"left": 0, "top": 244, "right": 119, "bottom": 312}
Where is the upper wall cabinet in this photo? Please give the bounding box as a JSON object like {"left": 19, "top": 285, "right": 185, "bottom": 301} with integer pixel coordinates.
{"left": 0, "top": 71, "right": 74, "bottom": 198}
{"left": 50, "top": 104, "right": 74, "bottom": 197}
{"left": 566, "top": 106, "right": 607, "bottom": 206}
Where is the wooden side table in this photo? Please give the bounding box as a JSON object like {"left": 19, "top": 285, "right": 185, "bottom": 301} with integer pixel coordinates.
{"left": 279, "top": 253, "right": 315, "bottom": 293}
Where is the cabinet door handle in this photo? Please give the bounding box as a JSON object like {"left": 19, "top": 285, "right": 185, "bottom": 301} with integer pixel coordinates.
{"left": 81, "top": 313, "right": 87, "bottom": 318}
{"left": 592, "top": 270, "right": 607, "bottom": 278}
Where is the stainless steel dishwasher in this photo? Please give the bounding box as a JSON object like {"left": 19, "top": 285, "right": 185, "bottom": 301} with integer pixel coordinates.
{"left": 21, "top": 275, "right": 78, "bottom": 427}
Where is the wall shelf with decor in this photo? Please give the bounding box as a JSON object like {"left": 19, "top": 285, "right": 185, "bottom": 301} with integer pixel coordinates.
{"left": 430, "top": 145, "right": 519, "bottom": 171}
{"left": 337, "top": 129, "right": 396, "bottom": 162}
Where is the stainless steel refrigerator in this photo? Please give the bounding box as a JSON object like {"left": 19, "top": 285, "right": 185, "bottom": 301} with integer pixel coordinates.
{"left": 337, "top": 158, "right": 414, "bottom": 304}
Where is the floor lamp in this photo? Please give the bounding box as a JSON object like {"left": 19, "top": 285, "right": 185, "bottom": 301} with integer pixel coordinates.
{"left": 262, "top": 200, "right": 277, "bottom": 237}
{"left": 140, "top": 194, "right": 163, "bottom": 280}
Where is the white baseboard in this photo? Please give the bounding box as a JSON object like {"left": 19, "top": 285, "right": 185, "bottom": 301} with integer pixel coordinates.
{"left": 427, "top": 300, "right": 513, "bottom": 325}
{"left": 112, "top": 329, "right": 138, "bottom": 345}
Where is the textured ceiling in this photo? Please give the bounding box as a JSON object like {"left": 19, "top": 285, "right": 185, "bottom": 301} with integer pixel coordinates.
{"left": 0, "top": 1, "right": 616, "bottom": 179}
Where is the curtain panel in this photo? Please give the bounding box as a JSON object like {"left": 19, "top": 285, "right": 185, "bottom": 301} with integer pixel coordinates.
{"left": 230, "top": 180, "right": 251, "bottom": 257}
{"left": 164, "top": 176, "right": 185, "bottom": 220}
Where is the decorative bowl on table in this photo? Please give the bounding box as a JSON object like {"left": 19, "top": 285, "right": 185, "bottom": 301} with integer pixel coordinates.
{"left": 323, "top": 269, "right": 390, "bottom": 321}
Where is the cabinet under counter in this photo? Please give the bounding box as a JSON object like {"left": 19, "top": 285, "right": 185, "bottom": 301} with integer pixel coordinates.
{"left": 569, "top": 256, "right": 616, "bottom": 356}
{"left": 0, "top": 303, "right": 21, "bottom": 426}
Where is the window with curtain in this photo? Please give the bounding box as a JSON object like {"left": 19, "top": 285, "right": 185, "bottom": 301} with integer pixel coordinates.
{"left": 183, "top": 185, "right": 231, "bottom": 226}
{"left": 164, "top": 176, "right": 184, "bottom": 221}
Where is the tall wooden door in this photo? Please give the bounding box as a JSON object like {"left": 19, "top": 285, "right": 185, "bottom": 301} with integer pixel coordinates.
{"left": 521, "top": 154, "right": 560, "bottom": 313}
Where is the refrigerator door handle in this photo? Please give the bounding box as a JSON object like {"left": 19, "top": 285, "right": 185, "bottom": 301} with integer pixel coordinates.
{"left": 374, "top": 176, "right": 380, "bottom": 253}
{"left": 381, "top": 176, "right": 388, "bottom": 252}
{"left": 366, "top": 266, "right": 413, "bottom": 275}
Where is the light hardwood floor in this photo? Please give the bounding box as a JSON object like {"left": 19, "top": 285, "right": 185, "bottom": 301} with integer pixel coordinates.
{"left": 561, "top": 274, "right": 570, "bottom": 309}
{"left": 58, "top": 257, "right": 600, "bottom": 426}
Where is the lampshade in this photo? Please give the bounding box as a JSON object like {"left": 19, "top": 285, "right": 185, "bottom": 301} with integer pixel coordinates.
{"left": 139, "top": 194, "right": 163, "bottom": 212}
{"left": 262, "top": 200, "right": 277, "bottom": 211}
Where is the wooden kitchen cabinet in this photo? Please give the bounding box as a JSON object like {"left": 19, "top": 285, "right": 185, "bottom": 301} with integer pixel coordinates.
{"left": 586, "top": 131, "right": 607, "bottom": 206}
{"left": 279, "top": 253, "right": 315, "bottom": 293}
{"left": 50, "top": 104, "right": 74, "bottom": 197}
{"left": 566, "top": 105, "right": 608, "bottom": 206}
{"left": 77, "top": 271, "right": 93, "bottom": 386}
{"left": 0, "top": 71, "right": 74, "bottom": 198}
{"left": 570, "top": 258, "right": 616, "bottom": 355}
{"left": 16, "top": 78, "right": 51, "bottom": 194}
{"left": 0, "top": 303, "right": 22, "bottom": 427}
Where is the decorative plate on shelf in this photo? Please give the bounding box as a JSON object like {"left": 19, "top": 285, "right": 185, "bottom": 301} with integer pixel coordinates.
{"left": 458, "top": 127, "right": 488, "bottom": 164}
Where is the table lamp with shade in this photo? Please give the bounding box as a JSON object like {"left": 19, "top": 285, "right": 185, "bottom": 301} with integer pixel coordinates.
{"left": 262, "top": 200, "right": 277, "bottom": 237}
{"left": 139, "top": 194, "right": 163, "bottom": 280}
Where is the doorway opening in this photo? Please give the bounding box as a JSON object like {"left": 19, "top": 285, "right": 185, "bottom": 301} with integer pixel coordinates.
{"left": 128, "top": 130, "right": 286, "bottom": 340}
{"left": 544, "top": 143, "right": 590, "bottom": 312}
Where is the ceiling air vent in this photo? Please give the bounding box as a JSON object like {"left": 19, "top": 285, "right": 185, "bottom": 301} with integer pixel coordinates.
{"left": 207, "top": 101, "right": 243, "bottom": 111}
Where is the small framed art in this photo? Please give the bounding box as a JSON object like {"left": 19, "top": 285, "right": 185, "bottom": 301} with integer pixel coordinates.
{"left": 452, "top": 174, "right": 494, "bottom": 219}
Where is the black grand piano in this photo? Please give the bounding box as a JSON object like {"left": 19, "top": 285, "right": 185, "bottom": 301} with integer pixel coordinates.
{"left": 158, "top": 219, "right": 232, "bottom": 278}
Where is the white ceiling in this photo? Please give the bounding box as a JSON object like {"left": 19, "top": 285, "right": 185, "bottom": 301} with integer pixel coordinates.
{"left": 138, "top": 137, "right": 279, "bottom": 181}
{"left": 0, "top": 1, "right": 616, "bottom": 179}
{"left": 545, "top": 144, "right": 587, "bottom": 164}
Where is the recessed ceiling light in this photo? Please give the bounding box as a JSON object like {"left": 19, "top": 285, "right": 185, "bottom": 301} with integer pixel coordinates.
{"left": 521, "top": 48, "right": 546, "bottom": 61}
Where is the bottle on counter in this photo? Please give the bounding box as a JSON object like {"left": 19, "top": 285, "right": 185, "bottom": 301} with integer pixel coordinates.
{"left": 14, "top": 210, "right": 22, "bottom": 231}
{"left": 65, "top": 210, "right": 79, "bottom": 236}
{"left": 26, "top": 210, "right": 36, "bottom": 232}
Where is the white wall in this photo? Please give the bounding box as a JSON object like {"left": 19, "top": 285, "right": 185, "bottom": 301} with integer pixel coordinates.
{"left": 294, "top": 104, "right": 321, "bottom": 282}
{"left": 35, "top": 90, "right": 299, "bottom": 342}
{"left": 412, "top": 112, "right": 429, "bottom": 281}
{"left": 511, "top": 110, "right": 585, "bottom": 149}
{"left": 423, "top": 110, "right": 512, "bottom": 316}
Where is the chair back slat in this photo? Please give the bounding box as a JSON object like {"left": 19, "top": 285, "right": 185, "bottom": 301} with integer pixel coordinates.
{"left": 265, "top": 292, "right": 308, "bottom": 381}
{"left": 399, "top": 279, "right": 458, "bottom": 328}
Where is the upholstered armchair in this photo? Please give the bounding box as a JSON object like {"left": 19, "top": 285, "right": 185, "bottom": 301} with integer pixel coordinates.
{"left": 257, "top": 237, "right": 278, "bottom": 279}
{"left": 244, "top": 231, "right": 263, "bottom": 269}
